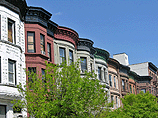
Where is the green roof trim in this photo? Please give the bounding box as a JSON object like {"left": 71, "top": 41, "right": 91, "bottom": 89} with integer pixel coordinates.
{"left": 94, "top": 48, "right": 110, "bottom": 61}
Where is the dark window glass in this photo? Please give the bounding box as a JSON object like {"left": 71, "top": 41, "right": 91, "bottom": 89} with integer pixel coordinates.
{"left": 114, "top": 76, "right": 116, "bottom": 88}
{"left": 80, "top": 57, "right": 87, "bottom": 72}
{"left": 59, "top": 48, "right": 65, "bottom": 64}
{"left": 122, "top": 79, "right": 125, "bottom": 91}
{"left": 130, "top": 85, "right": 132, "bottom": 93}
{"left": 40, "top": 34, "right": 45, "bottom": 55}
{"left": 8, "top": 60, "right": 16, "bottom": 84}
{"left": 98, "top": 67, "right": 101, "bottom": 80}
{"left": 90, "top": 63, "right": 93, "bottom": 73}
{"left": 116, "top": 96, "right": 118, "bottom": 108}
{"left": 0, "top": 105, "right": 6, "bottom": 117}
{"left": 28, "top": 67, "right": 36, "bottom": 83}
{"left": 8, "top": 19, "right": 15, "bottom": 43}
{"left": 47, "top": 43, "right": 51, "bottom": 61}
{"left": 27, "top": 32, "right": 35, "bottom": 53}
{"left": 69, "top": 50, "right": 73, "bottom": 64}
{"left": 111, "top": 95, "right": 114, "bottom": 108}
{"left": 109, "top": 74, "right": 112, "bottom": 86}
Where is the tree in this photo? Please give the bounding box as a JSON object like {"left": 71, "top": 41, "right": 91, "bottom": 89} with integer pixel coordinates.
{"left": 12, "top": 61, "right": 110, "bottom": 118}
{"left": 104, "top": 92, "right": 158, "bottom": 118}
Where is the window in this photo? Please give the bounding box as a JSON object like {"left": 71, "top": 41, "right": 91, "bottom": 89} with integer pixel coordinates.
{"left": 104, "top": 68, "right": 107, "bottom": 82}
{"left": 141, "top": 89, "right": 146, "bottom": 93}
{"left": 42, "top": 69, "right": 46, "bottom": 83}
{"left": 90, "top": 63, "right": 93, "bottom": 73}
{"left": 27, "top": 32, "right": 35, "bottom": 53}
{"left": 130, "top": 85, "right": 132, "bottom": 93}
{"left": 28, "top": 67, "right": 36, "bottom": 83}
{"left": 80, "top": 57, "right": 87, "bottom": 72}
{"left": 69, "top": 50, "right": 73, "bottom": 64}
{"left": 59, "top": 48, "right": 66, "bottom": 64}
{"left": 133, "top": 86, "right": 135, "bottom": 94}
{"left": 109, "top": 74, "right": 112, "bottom": 87}
{"left": 111, "top": 95, "right": 114, "bottom": 108}
{"left": 0, "top": 105, "right": 6, "bottom": 118}
{"left": 8, "top": 19, "right": 15, "bottom": 43}
{"left": 47, "top": 43, "right": 51, "bottom": 61}
{"left": 122, "top": 79, "right": 125, "bottom": 91}
{"left": 98, "top": 67, "right": 101, "bottom": 80}
{"left": 8, "top": 60, "right": 16, "bottom": 84}
{"left": 116, "top": 96, "right": 118, "bottom": 108}
{"left": 40, "top": 34, "right": 45, "bottom": 55}
{"left": 114, "top": 76, "right": 116, "bottom": 88}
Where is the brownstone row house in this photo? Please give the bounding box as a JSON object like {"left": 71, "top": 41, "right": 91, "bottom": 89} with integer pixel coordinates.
{"left": 0, "top": 0, "right": 158, "bottom": 117}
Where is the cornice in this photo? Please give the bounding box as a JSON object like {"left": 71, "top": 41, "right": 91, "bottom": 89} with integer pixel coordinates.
{"left": 108, "top": 58, "right": 120, "bottom": 69}
{"left": 0, "top": 0, "right": 27, "bottom": 21}
{"left": 55, "top": 26, "right": 79, "bottom": 47}
{"left": 94, "top": 47, "right": 110, "bottom": 62}
{"left": 77, "top": 38, "right": 94, "bottom": 53}
{"left": 25, "top": 6, "right": 52, "bottom": 28}
{"left": 47, "top": 20, "right": 58, "bottom": 38}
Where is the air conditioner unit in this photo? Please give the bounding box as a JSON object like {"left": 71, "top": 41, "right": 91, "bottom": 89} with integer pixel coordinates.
{"left": 41, "top": 50, "right": 45, "bottom": 55}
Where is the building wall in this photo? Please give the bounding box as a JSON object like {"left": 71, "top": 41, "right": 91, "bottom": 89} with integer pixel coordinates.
{"left": 129, "top": 62, "right": 148, "bottom": 76}
{"left": 0, "top": 4, "right": 26, "bottom": 118}
{"left": 25, "top": 23, "right": 54, "bottom": 79}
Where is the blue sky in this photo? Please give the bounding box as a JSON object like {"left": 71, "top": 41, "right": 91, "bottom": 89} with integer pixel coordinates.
{"left": 27, "top": 0, "right": 158, "bottom": 66}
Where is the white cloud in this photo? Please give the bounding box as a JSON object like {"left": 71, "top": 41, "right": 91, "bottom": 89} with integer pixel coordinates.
{"left": 54, "top": 12, "right": 62, "bottom": 16}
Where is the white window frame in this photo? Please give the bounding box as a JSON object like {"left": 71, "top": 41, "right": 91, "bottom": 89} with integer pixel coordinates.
{"left": 8, "top": 59, "right": 16, "bottom": 84}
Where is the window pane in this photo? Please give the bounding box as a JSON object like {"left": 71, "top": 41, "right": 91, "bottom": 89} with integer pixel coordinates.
{"left": 80, "top": 57, "right": 87, "bottom": 72}
{"left": 40, "top": 34, "right": 45, "bottom": 53}
{"left": 47, "top": 43, "right": 51, "bottom": 61}
{"left": 0, "top": 105, "right": 6, "bottom": 118}
{"left": 59, "top": 48, "right": 65, "bottom": 64}
{"left": 8, "top": 60, "right": 15, "bottom": 84}
{"left": 27, "top": 32, "right": 35, "bottom": 53}
{"left": 109, "top": 74, "right": 112, "bottom": 86}
{"left": 98, "top": 67, "right": 101, "bottom": 80}
{"left": 8, "top": 21, "right": 13, "bottom": 43}
{"left": 69, "top": 50, "right": 73, "bottom": 64}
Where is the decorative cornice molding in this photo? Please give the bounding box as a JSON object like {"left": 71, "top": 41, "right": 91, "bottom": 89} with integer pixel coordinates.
{"left": 108, "top": 58, "right": 120, "bottom": 69}
{"left": 55, "top": 26, "right": 79, "bottom": 48}
{"left": 77, "top": 38, "right": 94, "bottom": 53}
{"left": 94, "top": 47, "right": 109, "bottom": 62}
{"left": 47, "top": 20, "right": 58, "bottom": 38}
{"left": 25, "top": 6, "right": 52, "bottom": 28}
{"left": 0, "top": 0, "right": 27, "bottom": 21}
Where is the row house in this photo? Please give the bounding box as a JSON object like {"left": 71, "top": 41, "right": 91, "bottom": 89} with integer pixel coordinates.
{"left": 108, "top": 58, "right": 121, "bottom": 109}
{"left": 1, "top": 0, "right": 158, "bottom": 117}
{"left": 25, "top": 6, "right": 57, "bottom": 79}
{"left": 0, "top": 0, "right": 27, "bottom": 117}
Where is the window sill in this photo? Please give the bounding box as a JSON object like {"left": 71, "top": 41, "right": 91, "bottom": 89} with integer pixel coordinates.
{"left": 0, "top": 40, "right": 22, "bottom": 52}
{"left": 0, "top": 83, "right": 17, "bottom": 88}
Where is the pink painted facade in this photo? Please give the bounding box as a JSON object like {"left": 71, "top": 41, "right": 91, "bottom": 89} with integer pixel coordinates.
{"left": 25, "top": 23, "right": 54, "bottom": 77}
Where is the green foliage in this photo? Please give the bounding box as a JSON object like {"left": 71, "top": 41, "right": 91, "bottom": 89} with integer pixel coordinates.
{"left": 105, "top": 92, "right": 158, "bottom": 118}
{"left": 12, "top": 61, "right": 110, "bottom": 118}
